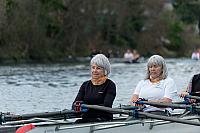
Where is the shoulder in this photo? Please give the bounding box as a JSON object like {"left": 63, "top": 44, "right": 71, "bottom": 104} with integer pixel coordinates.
{"left": 193, "top": 73, "right": 200, "bottom": 79}
{"left": 164, "top": 77, "right": 174, "bottom": 82}
{"left": 162, "top": 77, "right": 175, "bottom": 85}
{"left": 106, "top": 79, "right": 116, "bottom": 87}
{"left": 81, "top": 80, "right": 91, "bottom": 87}
{"left": 136, "top": 79, "right": 148, "bottom": 87}
{"left": 139, "top": 79, "right": 148, "bottom": 84}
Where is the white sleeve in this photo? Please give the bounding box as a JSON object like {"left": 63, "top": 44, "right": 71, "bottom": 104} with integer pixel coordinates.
{"left": 164, "top": 78, "right": 177, "bottom": 100}
{"left": 134, "top": 80, "right": 144, "bottom": 95}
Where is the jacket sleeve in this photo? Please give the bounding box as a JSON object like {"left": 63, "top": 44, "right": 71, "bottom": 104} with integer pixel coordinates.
{"left": 72, "top": 82, "right": 86, "bottom": 109}
{"left": 103, "top": 81, "right": 116, "bottom": 107}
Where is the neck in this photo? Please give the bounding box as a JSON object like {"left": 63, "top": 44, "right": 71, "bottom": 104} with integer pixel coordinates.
{"left": 91, "top": 76, "right": 108, "bottom": 85}
{"left": 150, "top": 76, "right": 161, "bottom": 83}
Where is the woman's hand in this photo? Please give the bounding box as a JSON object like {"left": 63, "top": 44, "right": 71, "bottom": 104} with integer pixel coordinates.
{"left": 188, "top": 99, "right": 196, "bottom": 103}
{"left": 129, "top": 97, "right": 147, "bottom": 107}
{"left": 73, "top": 101, "right": 83, "bottom": 112}
{"left": 179, "top": 92, "right": 189, "bottom": 98}
{"left": 128, "top": 94, "right": 139, "bottom": 106}
{"left": 179, "top": 92, "right": 196, "bottom": 103}
{"left": 130, "top": 94, "right": 139, "bottom": 102}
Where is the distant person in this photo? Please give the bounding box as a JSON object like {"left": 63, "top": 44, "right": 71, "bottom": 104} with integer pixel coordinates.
{"left": 106, "top": 49, "right": 114, "bottom": 58}
{"left": 72, "top": 54, "right": 116, "bottom": 123}
{"left": 90, "top": 49, "right": 99, "bottom": 59}
{"left": 179, "top": 73, "right": 200, "bottom": 103}
{"left": 132, "top": 49, "right": 140, "bottom": 63}
{"left": 124, "top": 49, "right": 134, "bottom": 63}
{"left": 191, "top": 49, "right": 200, "bottom": 60}
{"left": 130, "top": 55, "right": 177, "bottom": 114}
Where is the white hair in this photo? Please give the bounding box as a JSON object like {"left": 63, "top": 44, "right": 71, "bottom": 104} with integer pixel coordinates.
{"left": 145, "top": 55, "right": 168, "bottom": 79}
{"left": 90, "top": 54, "right": 111, "bottom": 76}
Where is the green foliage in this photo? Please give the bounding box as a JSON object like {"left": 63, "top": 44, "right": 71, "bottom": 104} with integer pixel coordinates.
{"left": 39, "top": 0, "right": 66, "bottom": 11}
{"left": 5, "top": 0, "right": 18, "bottom": 18}
{"left": 0, "top": 0, "right": 200, "bottom": 62}
{"left": 174, "top": 0, "right": 200, "bottom": 24}
{"left": 167, "top": 21, "right": 183, "bottom": 50}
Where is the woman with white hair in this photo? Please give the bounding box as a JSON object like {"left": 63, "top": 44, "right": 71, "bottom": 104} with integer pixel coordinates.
{"left": 130, "top": 55, "right": 177, "bottom": 113}
{"left": 73, "top": 54, "right": 116, "bottom": 123}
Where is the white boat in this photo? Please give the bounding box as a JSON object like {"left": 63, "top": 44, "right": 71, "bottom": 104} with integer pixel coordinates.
{"left": 2, "top": 114, "right": 199, "bottom": 133}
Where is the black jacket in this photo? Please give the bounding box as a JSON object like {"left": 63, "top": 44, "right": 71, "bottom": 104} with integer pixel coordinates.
{"left": 73, "top": 79, "right": 116, "bottom": 122}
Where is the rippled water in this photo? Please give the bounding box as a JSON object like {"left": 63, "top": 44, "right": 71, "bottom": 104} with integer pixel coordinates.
{"left": 0, "top": 58, "right": 200, "bottom": 114}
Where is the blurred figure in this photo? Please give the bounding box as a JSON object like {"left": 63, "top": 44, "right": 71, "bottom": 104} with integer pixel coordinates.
{"left": 124, "top": 49, "right": 134, "bottom": 63}
{"left": 90, "top": 49, "right": 100, "bottom": 59}
{"left": 191, "top": 48, "right": 200, "bottom": 60}
{"left": 106, "top": 49, "right": 114, "bottom": 58}
{"left": 132, "top": 49, "right": 140, "bottom": 63}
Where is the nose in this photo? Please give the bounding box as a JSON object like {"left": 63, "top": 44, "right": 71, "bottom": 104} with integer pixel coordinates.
{"left": 92, "top": 67, "right": 98, "bottom": 72}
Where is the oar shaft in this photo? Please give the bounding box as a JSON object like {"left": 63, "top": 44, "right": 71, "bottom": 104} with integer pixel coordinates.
{"left": 82, "top": 104, "right": 130, "bottom": 114}
{"left": 139, "top": 101, "right": 189, "bottom": 109}
{"left": 83, "top": 104, "right": 200, "bottom": 126}
{"left": 138, "top": 101, "right": 200, "bottom": 112}
{"left": 139, "top": 111, "right": 200, "bottom": 126}
{"left": 2, "top": 110, "right": 81, "bottom": 122}
{"left": 186, "top": 95, "right": 200, "bottom": 101}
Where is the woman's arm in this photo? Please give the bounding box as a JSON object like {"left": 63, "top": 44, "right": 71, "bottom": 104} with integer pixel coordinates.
{"left": 179, "top": 78, "right": 192, "bottom": 98}
{"left": 130, "top": 94, "right": 139, "bottom": 102}
{"left": 72, "top": 82, "right": 86, "bottom": 109}
{"left": 161, "top": 78, "right": 177, "bottom": 103}
{"left": 103, "top": 81, "right": 116, "bottom": 107}
{"left": 149, "top": 97, "right": 172, "bottom": 103}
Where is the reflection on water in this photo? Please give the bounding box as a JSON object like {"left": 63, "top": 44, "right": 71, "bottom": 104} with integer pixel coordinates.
{"left": 0, "top": 58, "right": 200, "bottom": 114}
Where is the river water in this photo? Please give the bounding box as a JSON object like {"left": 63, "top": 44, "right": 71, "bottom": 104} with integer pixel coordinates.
{"left": 0, "top": 58, "right": 200, "bottom": 114}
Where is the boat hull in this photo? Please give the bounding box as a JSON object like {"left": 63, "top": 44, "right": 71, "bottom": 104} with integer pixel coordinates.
{"left": 27, "top": 117, "right": 200, "bottom": 133}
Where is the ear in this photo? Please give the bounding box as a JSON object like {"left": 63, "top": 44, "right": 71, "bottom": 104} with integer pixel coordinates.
{"left": 104, "top": 70, "right": 107, "bottom": 75}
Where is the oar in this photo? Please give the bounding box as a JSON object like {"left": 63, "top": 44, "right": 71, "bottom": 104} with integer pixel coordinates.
{"left": 185, "top": 95, "right": 200, "bottom": 101}
{"left": 172, "top": 101, "right": 189, "bottom": 104}
{"left": 137, "top": 101, "right": 200, "bottom": 112}
{"left": 82, "top": 104, "right": 200, "bottom": 126}
{"left": 0, "top": 109, "right": 83, "bottom": 124}
{"left": 189, "top": 91, "right": 200, "bottom": 96}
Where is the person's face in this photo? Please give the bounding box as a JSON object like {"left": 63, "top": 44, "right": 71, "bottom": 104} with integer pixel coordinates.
{"left": 91, "top": 64, "right": 105, "bottom": 79}
{"left": 149, "top": 65, "right": 162, "bottom": 79}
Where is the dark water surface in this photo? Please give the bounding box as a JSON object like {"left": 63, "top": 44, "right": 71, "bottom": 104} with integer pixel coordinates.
{"left": 0, "top": 58, "right": 200, "bottom": 114}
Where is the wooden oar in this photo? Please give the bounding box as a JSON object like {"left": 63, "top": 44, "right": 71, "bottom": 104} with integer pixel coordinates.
{"left": 82, "top": 104, "right": 200, "bottom": 126}
{"left": 1, "top": 109, "right": 83, "bottom": 124}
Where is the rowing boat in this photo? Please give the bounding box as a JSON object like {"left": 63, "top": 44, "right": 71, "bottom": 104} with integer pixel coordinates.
{"left": 30, "top": 117, "right": 200, "bottom": 133}
{"left": 2, "top": 113, "right": 199, "bottom": 133}
{"left": 1, "top": 103, "right": 200, "bottom": 133}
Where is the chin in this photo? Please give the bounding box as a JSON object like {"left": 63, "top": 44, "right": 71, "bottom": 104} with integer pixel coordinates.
{"left": 92, "top": 75, "right": 99, "bottom": 79}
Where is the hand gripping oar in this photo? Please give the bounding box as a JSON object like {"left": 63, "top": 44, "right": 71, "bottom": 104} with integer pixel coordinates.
{"left": 81, "top": 104, "right": 200, "bottom": 126}
{"left": 0, "top": 109, "right": 86, "bottom": 124}
{"left": 185, "top": 95, "right": 200, "bottom": 101}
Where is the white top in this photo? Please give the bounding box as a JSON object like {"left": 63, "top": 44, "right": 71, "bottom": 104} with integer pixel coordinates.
{"left": 191, "top": 52, "right": 200, "bottom": 60}
{"left": 133, "top": 77, "right": 177, "bottom": 112}
{"left": 124, "top": 53, "right": 133, "bottom": 62}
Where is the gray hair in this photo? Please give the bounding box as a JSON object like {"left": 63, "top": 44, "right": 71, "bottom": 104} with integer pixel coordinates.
{"left": 145, "top": 55, "right": 168, "bottom": 79}
{"left": 90, "top": 54, "right": 111, "bottom": 76}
